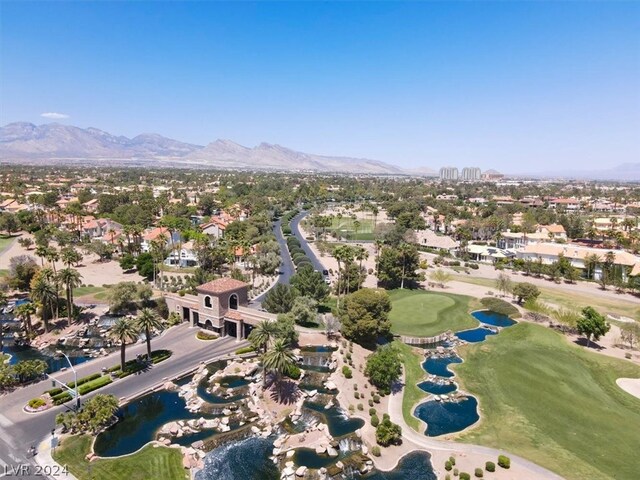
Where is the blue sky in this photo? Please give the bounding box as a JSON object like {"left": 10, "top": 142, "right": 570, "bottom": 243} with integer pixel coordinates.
{"left": 1, "top": 1, "right": 639, "bottom": 173}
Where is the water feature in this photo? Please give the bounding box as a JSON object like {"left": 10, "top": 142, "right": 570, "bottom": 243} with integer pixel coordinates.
{"left": 472, "top": 310, "right": 517, "bottom": 327}
{"left": 413, "top": 311, "right": 517, "bottom": 437}
{"left": 4, "top": 345, "right": 91, "bottom": 373}
{"left": 414, "top": 397, "right": 479, "bottom": 437}
{"left": 422, "top": 355, "right": 462, "bottom": 378}
{"left": 357, "top": 451, "right": 437, "bottom": 480}
{"left": 417, "top": 380, "right": 457, "bottom": 395}
{"left": 196, "top": 436, "right": 280, "bottom": 480}
{"left": 455, "top": 327, "right": 497, "bottom": 343}
{"left": 304, "top": 401, "right": 364, "bottom": 438}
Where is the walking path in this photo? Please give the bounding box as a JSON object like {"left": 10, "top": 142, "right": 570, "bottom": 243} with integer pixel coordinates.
{"left": 387, "top": 371, "right": 564, "bottom": 480}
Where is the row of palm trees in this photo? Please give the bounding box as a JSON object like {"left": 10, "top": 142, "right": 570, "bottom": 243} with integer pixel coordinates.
{"left": 108, "top": 308, "right": 164, "bottom": 371}
{"left": 248, "top": 320, "right": 296, "bottom": 389}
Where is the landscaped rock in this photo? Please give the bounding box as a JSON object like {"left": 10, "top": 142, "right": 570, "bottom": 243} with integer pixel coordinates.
{"left": 327, "top": 446, "right": 338, "bottom": 457}
{"left": 315, "top": 445, "right": 326, "bottom": 454}
{"left": 295, "top": 466, "right": 307, "bottom": 477}
{"left": 286, "top": 449, "right": 295, "bottom": 458}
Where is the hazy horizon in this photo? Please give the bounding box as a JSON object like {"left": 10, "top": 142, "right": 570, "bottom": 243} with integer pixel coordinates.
{"left": 1, "top": 2, "right": 639, "bottom": 173}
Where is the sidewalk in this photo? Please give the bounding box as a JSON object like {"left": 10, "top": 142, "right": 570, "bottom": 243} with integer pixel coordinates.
{"left": 35, "top": 432, "right": 79, "bottom": 480}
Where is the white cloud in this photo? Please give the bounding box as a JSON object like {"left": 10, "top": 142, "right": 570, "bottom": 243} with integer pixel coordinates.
{"left": 41, "top": 112, "right": 70, "bottom": 119}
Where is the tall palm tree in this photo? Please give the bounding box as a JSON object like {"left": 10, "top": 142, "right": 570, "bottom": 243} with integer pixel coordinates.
{"left": 0, "top": 292, "right": 7, "bottom": 352}
{"left": 109, "top": 317, "right": 139, "bottom": 372}
{"left": 14, "top": 302, "right": 36, "bottom": 336}
{"left": 262, "top": 338, "right": 296, "bottom": 385}
{"left": 58, "top": 268, "right": 82, "bottom": 322}
{"left": 398, "top": 242, "right": 413, "bottom": 289}
{"left": 30, "top": 275, "right": 58, "bottom": 332}
{"left": 134, "top": 308, "right": 164, "bottom": 360}
{"left": 248, "top": 320, "right": 278, "bottom": 354}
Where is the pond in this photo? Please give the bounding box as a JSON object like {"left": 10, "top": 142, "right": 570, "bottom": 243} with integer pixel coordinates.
{"left": 422, "top": 356, "right": 462, "bottom": 378}
{"left": 196, "top": 436, "right": 280, "bottom": 480}
{"left": 454, "top": 327, "right": 497, "bottom": 343}
{"left": 304, "top": 401, "right": 365, "bottom": 438}
{"left": 472, "top": 310, "right": 517, "bottom": 327}
{"left": 414, "top": 397, "right": 479, "bottom": 437}
{"left": 417, "top": 380, "right": 457, "bottom": 396}
{"left": 4, "top": 345, "right": 91, "bottom": 373}
{"left": 363, "top": 451, "right": 437, "bottom": 480}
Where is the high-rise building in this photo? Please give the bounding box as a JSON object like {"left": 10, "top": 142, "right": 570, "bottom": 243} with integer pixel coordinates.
{"left": 439, "top": 167, "right": 459, "bottom": 181}
{"left": 461, "top": 167, "right": 482, "bottom": 181}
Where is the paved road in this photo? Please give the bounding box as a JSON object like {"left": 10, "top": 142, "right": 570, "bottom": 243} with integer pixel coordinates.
{"left": 0, "top": 323, "right": 247, "bottom": 476}
{"left": 290, "top": 211, "right": 327, "bottom": 273}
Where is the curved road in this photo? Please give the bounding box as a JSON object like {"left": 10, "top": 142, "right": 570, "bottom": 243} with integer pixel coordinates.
{"left": 0, "top": 324, "right": 247, "bottom": 474}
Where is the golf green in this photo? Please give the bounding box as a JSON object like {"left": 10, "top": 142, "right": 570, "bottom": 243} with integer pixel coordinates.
{"left": 389, "top": 289, "right": 478, "bottom": 337}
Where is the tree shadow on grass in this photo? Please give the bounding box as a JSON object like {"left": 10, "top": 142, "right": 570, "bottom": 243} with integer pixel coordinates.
{"left": 269, "top": 379, "right": 303, "bottom": 405}
{"left": 391, "top": 379, "right": 405, "bottom": 395}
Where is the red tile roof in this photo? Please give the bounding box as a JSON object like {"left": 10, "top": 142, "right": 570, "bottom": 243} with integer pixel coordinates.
{"left": 196, "top": 278, "right": 248, "bottom": 294}
{"left": 225, "top": 310, "right": 243, "bottom": 321}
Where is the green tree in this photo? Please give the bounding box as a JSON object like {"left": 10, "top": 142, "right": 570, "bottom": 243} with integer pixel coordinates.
{"left": 7, "top": 255, "right": 39, "bottom": 291}
{"left": 375, "top": 413, "right": 402, "bottom": 446}
{"left": 12, "top": 359, "right": 47, "bottom": 383}
{"left": 248, "top": 320, "right": 279, "bottom": 354}
{"left": 58, "top": 268, "right": 82, "bottom": 321}
{"left": 365, "top": 344, "right": 402, "bottom": 395}
{"left": 107, "top": 282, "right": 139, "bottom": 314}
{"left": 262, "top": 283, "right": 298, "bottom": 314}
{"left": 56, "top": 394, "right": 119, "bottom": 434}
{"left": 287, "top": 296, "right": 318, "bottom": 326}
{"left": 620, "top": 323, "right": 640, "bottom": 349}
{"left": 262, "top": 338, "right": 296, "bottom": 386}
{"left": 30, "top": 270, "right": 59, "bottom": 331}
{"left": 576, "top": 306, "right": 610, "bottom": 347}
{"left": 134, "top": 308, "right": 164, "bottom": 360}
{"left": 290, "top": 264, "right": 330, "bottom": 302}
{"left": 430, "top": 269, "right": 452, "bottom": 287}
{"left": 109, "top": 317, "right": 139, "bottom": 371}
{"left": 14, "top": 302, "right": 36, "bottom": 336}
{"left": 340, "top": 288, "right": 392, "bottom": 346}
{"left": 495, "top": 272, "right": 513, "bottom": 297}
{"left": 512, "top": 282, "right": 541, "bottom": 305}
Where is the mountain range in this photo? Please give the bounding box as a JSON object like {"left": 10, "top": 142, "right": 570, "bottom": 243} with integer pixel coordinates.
{"left": 0, "top": 122, "right": 423, "bottom": 175}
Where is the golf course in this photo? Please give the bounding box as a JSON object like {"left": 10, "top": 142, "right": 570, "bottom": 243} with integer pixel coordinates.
{"left": 455, "top": 322, "right": 640, "bottom": 480}
{"left": 389, "top": 289, "right": 478, "bottom": 337}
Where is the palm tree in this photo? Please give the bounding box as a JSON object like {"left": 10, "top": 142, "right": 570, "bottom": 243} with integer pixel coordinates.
{"left": 248, "top": 320, "right": 278, "bottom": 354}
{"left": 134, "top": 308, "right": 164, "bottom": 360}
{"left": 109, "top": 317, "right": 139, "bottom": 372}
{"left": 262, "top": 338, "right": 296, "bottom": 385}
{"left": 398, "top": 242, "right": 413, "bottom": 289}
{"left": 58, "top": 268, "right": 82, "bottom": 322}
{"left": 354, "top": 246, "right": 368, "bottom": 290}
{"left": 14, "top": 302, "right": 36, "bottom": 336}
{"left": 0, "top": 292, "right": 6, "bottom": 352}
{"left": 30, "top": 275, "right": 58, "bottom": 332}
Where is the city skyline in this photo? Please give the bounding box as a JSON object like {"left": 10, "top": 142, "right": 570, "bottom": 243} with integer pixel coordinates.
{"left": 1, "top": 2, "right": 639, "bottom": 173}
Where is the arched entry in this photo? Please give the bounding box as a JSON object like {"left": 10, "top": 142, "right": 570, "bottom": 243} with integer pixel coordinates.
{"left": 229, "top": 293, "right": 238, "bottom": 310}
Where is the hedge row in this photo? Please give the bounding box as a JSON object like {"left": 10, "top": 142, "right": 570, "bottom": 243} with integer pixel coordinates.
{"left": 51, "top": 375, "right": 113, "bottom": 405}
{"left": 46, "top": 372, "right": 102, "bottom": 396}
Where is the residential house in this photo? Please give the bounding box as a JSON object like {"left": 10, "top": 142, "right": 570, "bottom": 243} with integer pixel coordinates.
{"left": 413, "top": 229, "right": 459, "bottom": 252}
{"left": 165, "top": 240, "right": 199, "bottom": 268}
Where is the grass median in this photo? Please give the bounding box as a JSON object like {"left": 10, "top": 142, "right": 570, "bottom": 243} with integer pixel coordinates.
{"left": 455, "top": 322, "right": 640, "bottom": 480}
{"left": 53, "top": 434, "right": 188, "bottom": 480}
{"left": 395, "top": 341, "right": 427, "bottom": 431}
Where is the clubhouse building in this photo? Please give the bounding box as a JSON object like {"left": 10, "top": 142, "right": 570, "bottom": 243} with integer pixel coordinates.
{"left": 164, "top": 278, "right": 276, "bottom": 340}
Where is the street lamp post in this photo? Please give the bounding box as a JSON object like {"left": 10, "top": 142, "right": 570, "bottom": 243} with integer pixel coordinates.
{"left": 56, "top": 350, "right": 80, "bottom": 411}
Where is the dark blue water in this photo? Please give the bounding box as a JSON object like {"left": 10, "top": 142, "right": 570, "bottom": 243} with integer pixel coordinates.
{"left": 455, "top": 327, "right": 497, "bottom": 343}
{"left": 94, "top": 389, "right": 217, "bottom": 457}
{"left": 196, "top": 436, "right": 279, "bottom": 480}
{"left": 300, "top": 345, "right": 337, "bottom": 353}
{"left": 293, "top": 447, "right": 351, "bottom": 469}
{"left": 472, "top": 310, "right": 516, "bottom": 327}
{"left": 414, "top": 397, "right": 479, "bottom": 437}
{"left": 422, "top": 356, "right": 462, "bottom": 378}
{"left": 4, "top": 345, "right": 91, "bottom": 373}
{"left": 417, "top": 380, "right": 457, "bottom": 395}
{"left": 197, "top": 378, "right": 247, "bottom": 404}
{"left": 304, "top": 401, "right": 364, "bottom": 437}
{"left": 361, "top": 451, "right": 437, "bottom": 480}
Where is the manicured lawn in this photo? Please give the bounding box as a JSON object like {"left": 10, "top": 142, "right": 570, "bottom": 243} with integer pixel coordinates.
{"left": 389, "top": 289, "right": 478, "bottom": 337}
{"left": 328, "top": 217, "right": 375, "bottom": 241}
{"left": 73, "top": 286, "right": 109, "bottom": 301}
{"left": 395, "top": 341, "right": 427, "bottom": 431}
{"left": 455, "top": 322, "right": 640, "bottom": 480}
{"left": 0, "top": 235, "right": 16, "bottom": 252}
{"left": 53, "top": 434, "right": 188, "bottom": 480}
{"left": 0, "top": 269, "right": 8, "bottom": 278}
{"left": 454, "top": 274, "right": 640, "bottom": 319}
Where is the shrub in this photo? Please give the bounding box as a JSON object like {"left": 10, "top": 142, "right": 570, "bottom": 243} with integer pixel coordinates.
{"left": 370, "top": 414, "right": 379, "bottom": 427}
{"left": 235, "top": 346, "right": 255, "bottom": 355}
{"left": 445, "top": 461, "right": 452, "bottom": 471}
{"left": 342, "top": 365, "right": 352, "bottom": 379}
{"left": 625, "top": 352, "right": 632, "bottom": 359}
{"left": 78, "top": 376, "right": 112, "bottom": 395}
{"left": 445, "top": 476, "right": 451, "bottom": 480}
{"left": 28, "top": 398, "right": 46, "bottom": 409}
{"left": 66, "top": 373, "right": 101, "bottom": 389}
{"left": 485, "top": 461, "right": 495, "bottom": 472}
{"left": 449, "top": 456, "right": 456, "bottom": 466}
{"left": 453, "top": 468, "right": 459, "bottom": 476}
{"left": 353, "top": 383, "right": 358, "bottom": 390}
{"left": 285, "top": 364, "right": 301, "bottom": 380}
{"left": 474, "top": 468, "right": 483, "bottom": 478}
{"left": 52, "top": 392, "right": 72, "bottom": 405}
{"left": 371, "top": 446, "right": 381, "bottom": 457}
{"left": 369, "top": 408, "right": 376, "bottom": 416}
{"left": 348, "top": 405, "right": 355, "bottom": 413}
{"left": 372, "top": 394, "right": 380, "bottom": 403}
{"left": 354, "top": 391, "right": 360, "bottom": 399}
{"left": 480, "top": 297, "right": 520, "bottom": 318}
{"left": 497, "top": 455, "right": 510, "bottom": 469}
{"left": 46, "top": 387, "right": 63, "bottom": 397}
{"left": 196, "top": 330, "right": 218, "bottom": 341}
{"left": 368, "top": 399, "right": 374, "bottom": 407}
{"left": 357, "top": 403, "right": 363, "bottom": 411}
{"left": 459, "top": 473, "right": 470, "bottom": 480}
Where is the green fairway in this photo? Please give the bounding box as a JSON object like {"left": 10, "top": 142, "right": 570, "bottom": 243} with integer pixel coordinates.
{"left": 328, "top": 217, "right": 375, "bottom": 241}
{"left": 53, "top": 435, "right": 188, "bottom": 480}
{"left": 0, "top": 235, "right": 16, "bottom": 253}
{"left": 454, "top": 274, "right": 640, "bottom": 320}
{"left": 455, "top": 322, "right": 640, "bottom": 480}
{"left": 73, "top": 286, "right": 109, "bottom": 301}
{"left": 389, "top": 289, "right": 478, "bottom": 337}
